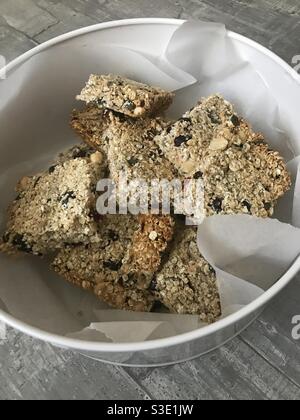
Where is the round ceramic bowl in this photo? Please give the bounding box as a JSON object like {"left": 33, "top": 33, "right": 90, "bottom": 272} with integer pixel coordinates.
{"left": 0, "top": 18, "right": 300, "bottom": 367}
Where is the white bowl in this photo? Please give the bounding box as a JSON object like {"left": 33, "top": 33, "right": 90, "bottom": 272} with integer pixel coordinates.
{"left": 1, "top": 18, "right": 300, "bottom": 367}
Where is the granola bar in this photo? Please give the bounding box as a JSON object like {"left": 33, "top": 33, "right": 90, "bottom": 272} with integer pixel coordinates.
{"left": 70, "top": 106, "right": 111, "bottom": 156}
{"left": 153, "top": 228, "right": 222, "bottom": 322}
{"left": 57, "top": 143, "right": 108, "bottom": 178}
{"left": 107, "top": 111, "right": 178, "bottom": 187}
{"left": 52, "top": 215, "right": 155, "bottom": 312}
{"left": 202, "top": 142, "right": 291, "bottom": 217}
{"left": 70, "top": 106, "right": 199, "bottom": 219}
{"left": 0, "top": 152, "right": 104, "bottom": 256}
{"left": 154, "top": 95, "right": 244, "bottom": 176}
{"left": 122, "top": 215, "right": 175, "bottom": 278}
{"left": 71, "top": 106, "right": 184, "bottom": 216}
{"left": 77, "top": 74, "right": 174, "bottom": 118}
{"left": 155, "top": 95, "right": 291, "bottom": 217}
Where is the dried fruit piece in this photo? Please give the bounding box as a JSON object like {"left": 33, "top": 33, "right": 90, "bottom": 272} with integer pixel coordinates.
{"left": 174, "top": 135, "right": 192, "bottom": 147}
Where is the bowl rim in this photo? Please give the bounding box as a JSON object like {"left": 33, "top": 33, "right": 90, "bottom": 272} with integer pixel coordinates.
{"left": 0, "top": 17, "right": 300, "bottom": 352}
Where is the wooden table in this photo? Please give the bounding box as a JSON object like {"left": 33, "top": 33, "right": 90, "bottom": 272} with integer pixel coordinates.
{"left": 0, "top": 0, "right": 300, "bottom": 400}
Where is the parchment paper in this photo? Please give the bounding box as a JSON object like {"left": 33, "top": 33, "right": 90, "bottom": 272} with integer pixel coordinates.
{"left": 0, "top": 20, "right": 300, "bottom": 343}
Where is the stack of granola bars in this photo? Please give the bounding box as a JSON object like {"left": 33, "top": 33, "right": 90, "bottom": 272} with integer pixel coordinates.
{"left": 0, "top": 74, "right": 291, "bottom": 323}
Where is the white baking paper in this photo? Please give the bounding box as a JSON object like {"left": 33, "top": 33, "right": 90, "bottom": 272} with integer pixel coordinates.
{"left": 198, "top": 216, "right": 300, "bottom": 290}
{"left": 68, "top": 310, "right": 204, "bottom": 342}
{"left": 0, "top": 20, "right": 300, "bottom": 343}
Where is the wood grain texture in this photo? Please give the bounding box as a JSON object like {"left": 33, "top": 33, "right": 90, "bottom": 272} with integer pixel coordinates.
{"left": 0, "top": 329, "right": 151, "bottom": 400}
{"left": 125, "top": 337, "right": 300, "bottom": 400}
{"left": 0, "top": 0, "right": 58, "bottom": 38}
{"left": 0, "top": 0, "right": 300, "bottom": 401}
{"left": 0, "top": 25, "right": 37, "bottom": 61}
{"left": 241, "top": 274, "right": 300, "bottom": 387}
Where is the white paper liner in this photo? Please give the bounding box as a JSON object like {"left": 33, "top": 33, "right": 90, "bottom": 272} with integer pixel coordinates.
{"left": 198, "top": 216, "right": 300, "bottom": 290}
{"left": 68, "top": 310, "right": 203, "bottom": 342}
{"left": 0, "top": 20, "right": 300, "bottom": 343}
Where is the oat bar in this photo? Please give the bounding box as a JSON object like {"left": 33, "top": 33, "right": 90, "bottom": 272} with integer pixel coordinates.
{"left": 57, "top": 143, "right": 108, "bottom": 178}
{"left": 52, "top": 215, "right": 155, "bottom": 312}
{"left": 77, "top": 74, "right": 174, "bottom": 118}
{"left": 122, "top": 215, "right": 175, "bottom": 278}
{"left": 202, "top": 142, "right": 291, "bottom": 217}
{"left": 1, "top": 152, "right": 104, "bottom": 256}
{"left": 153, "top": 228, "right": 221, "bottom": 322}
{"left": 71, "top": 107, "right": 181, "bottom": 212}
{"left": 71, "top": 105, "right": 179, "bottom": 183}
{"left": 155, "top": 95, "right": 291, "bottom": 217}
{"left": 154, "top": 94, "right": 269, "bottom": 176}
{"left": 70, "top": 106, "right": 111, "bottom": 156}
{"left": 107, "top": 111, "right": 178, "bottom": 187}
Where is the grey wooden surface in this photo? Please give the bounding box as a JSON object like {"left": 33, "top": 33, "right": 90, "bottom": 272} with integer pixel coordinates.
{"left": 0, "top": 0, "right": 300, "bottom": 401}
